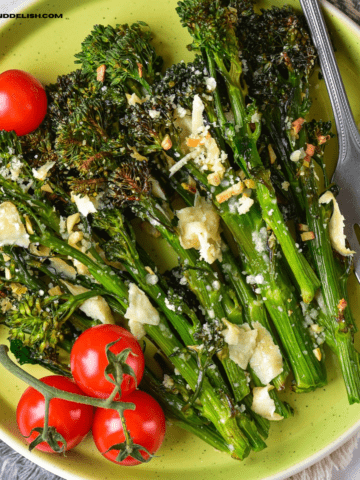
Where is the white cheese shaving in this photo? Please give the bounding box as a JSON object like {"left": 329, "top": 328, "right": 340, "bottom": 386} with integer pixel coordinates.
{"left": 249, "top": 322, "right": 283, "bottom": 385}
{"left": 319, "top": 191, "right": 355, "bottom": 256}
{"left": 205, "top": 77, "right": 217, "bottom": 92}
{"left": 236, "top": 195, "right": 254, "bottom": 215}
{"left": 124, "top": 283, "right": 160, "bottom": 339}
{"left": 192, "top": 94, "right": 205, "bottom": 134}
{"left": 251, "top": 385, "right": 284, "bottom": 421}
{"left": 64, "top": 282, "right": 114, "bottom": 324}
{"left": 71, "top": 193, "right": 98, "bottom": 217}
{"left": 149, "top": 177, "right": 166, "bottom": 200}
{"left": 222, "top": 319, "right": 258, "bottom": 369}
{"left": 177, "top": 196, "right": 222, "bottom": 264}
{"left": 251, "top": 112, "right": 261, "bottom": 123}
{"left": 49, "top": 258, "right": 77, "bottom": 280}
{"left": 0, "top": 202, "right": 30, "bottom": 248}
{"left": 32, "top": 161, "right": 56, "bottom": 181}
{"left": 289, "top": 148, "right": 306, "bottom": 162}
{"left": 126, "top": 93, "right": 144, "bottom": 106}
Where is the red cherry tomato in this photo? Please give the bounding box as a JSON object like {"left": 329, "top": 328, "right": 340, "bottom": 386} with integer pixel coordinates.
{"left": 70, "top": 324, "right": 145, "bottom": 400}
{"left": 16, "top": 375, "right": 94, "bottom": 453}
{"left": 92, "top": 390, "right": 166, "bottom": 466}
{"left": 0, "top": 69, "right": 47, "bottom": 136}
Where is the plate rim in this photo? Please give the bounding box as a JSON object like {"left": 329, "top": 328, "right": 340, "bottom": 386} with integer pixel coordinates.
{"left": 0, "top": 0, "right": 360, "bottom": 479}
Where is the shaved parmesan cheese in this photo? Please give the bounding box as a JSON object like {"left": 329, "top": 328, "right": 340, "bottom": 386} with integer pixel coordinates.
{"left": 129, "top": 146, "right": 147, "bottom": 162}
{"left": 67, "top": 213, "right": 81, "bottom": 234}
{"left": 71, "top": 193, "right": 98, "bottom": 217}
{"left": 319, "top": 191, "right": 355, "bottom": 256}
{"left": 249, "top": 322, "right": 283, "bottom": 385}
{"left": 49, "top": 258, "right": 77, "bottom": 280}
{"left": 1, "top": 297, "right": 13, "bottom": 313}
{"left": 149, "top": 177, "right": 167, "bottom": 200}
{"left": 0, "top": 202, "right": 30, "bottom": 248}
{"left": 126, "top": 93, "right": 143, "bottom": 106}
{"left": 251, "top": 385, "right": 284, "bottom": 421}
{"left": 222, "top": 319, "right": 258, "bottom": 369}
{"left": 64, "top": 282, "right": 114, "bottom": 324}
{"left": 251, "top": 112, "right": 261, "bottom": 123}
{"left": 205, "top": 77, "right": 217, "bottom": 92}
{"left": 290, "top": 148, "right": 306, "bottom": 162}
{"left": 32, "top": 161, "right": 56, "bottom": 181}
{"left": 192, "top": 94, "right": 205, "bottom": 134}
{"left": 177, "top": 196, "right": 222, "bottom": 264}
{"left": 124, "top": 283, "right": 160, "bottom": 339}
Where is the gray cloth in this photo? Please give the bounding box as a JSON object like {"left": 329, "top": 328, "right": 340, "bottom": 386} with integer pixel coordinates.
{"left": 0, "top": 0, "right": 359, "bottom": 479}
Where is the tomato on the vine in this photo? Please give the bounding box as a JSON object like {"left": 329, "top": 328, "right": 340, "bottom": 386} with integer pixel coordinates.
{"left": 16, "top": 375, "right": 94, "bottom": 453}
{"left": 0, "top": 69, "right": 47, "bottom": 136}
{"left": 92, "top": 390, "right": 166, "bottom": 466}
{"left": 70, "top": 324, "right": 145, "bottom": 400}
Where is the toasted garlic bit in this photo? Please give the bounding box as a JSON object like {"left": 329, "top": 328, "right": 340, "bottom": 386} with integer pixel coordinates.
{"left": 129, "top": 146, "right": 148, "bottom": 162}
{"left": 161, "top": 134, "right": 173, "bottom": 151}
{"left": 96, "top": 64, "right": 106, "bottom": 82}
{"left": 298, "top": 224, "right": 309, "bottom": 232}
{"left": 301, "top": 231, "right": 315, "bottom": 242}
{"left": 23, "top": 215, "right": 34, "bottom": 235}
{"left": 337, "top": 298, "right": 347, "bottom": 312}
{"left": 10, "top": 283, "right": 27, "bottom": 298}
{"left": 48, "top": 285, "right": 63, "bottom": 296}
{"left": 244, "top": 179, "right": 256, "bottom": 189}
{"left": 313, "top": 348, "right": 322, "bottom": 361}
{"left": 216, "top": 181, "right": 244, "bottom": 204}
{"left": 319, "top": 191, "right": 356, "bottom": 256}
{"left": 41, "top": 183, "right": 54, "bottom": 193}
{"left": 268, "top": 144, "right": 277, "bottom": 164}
{"left": 67, "top": 213, "right": 81, "bottom": 234}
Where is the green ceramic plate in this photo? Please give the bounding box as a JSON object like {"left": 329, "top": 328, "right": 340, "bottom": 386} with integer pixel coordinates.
{"left": 1, "top": 0, "right": 360, "bottom": 478}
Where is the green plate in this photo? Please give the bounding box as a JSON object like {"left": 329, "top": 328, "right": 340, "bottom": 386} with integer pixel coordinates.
{"left": 1, "top": 0, "right": 360, "bottom": 479}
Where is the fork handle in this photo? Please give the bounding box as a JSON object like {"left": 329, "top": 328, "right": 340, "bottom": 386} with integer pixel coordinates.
{"left": 299, "top": 0, "right": 360, "bottom": 163}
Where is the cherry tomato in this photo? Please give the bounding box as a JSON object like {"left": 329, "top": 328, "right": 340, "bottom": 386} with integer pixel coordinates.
{"left": 70, "top": 324, "right": 145, "bottom": 400}
{"left": 16, "top": 375, "right": 94, "bottom": 453}
{"left": 0, "top": 69, "right": 47, "bottom": 136}
{"left": 92, "top": 390, "right": 166, "bottom": 466}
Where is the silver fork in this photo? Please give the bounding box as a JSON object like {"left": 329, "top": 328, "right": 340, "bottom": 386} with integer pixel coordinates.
{"left": 299, "top": 0, "right": 360, "bottom": 282}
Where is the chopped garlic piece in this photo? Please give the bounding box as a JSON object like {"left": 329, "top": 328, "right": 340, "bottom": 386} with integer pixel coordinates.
{"left": 222, "top": 319, "right": 258, "bottom": 369}
{"left": 249, "top": 322, "right": 283, "bottom": 385}
{"left": 251, "top": 385, "right": 284, "bottom": 421}
{"left": 0, "top": 297, "right": 13, "bottom": 313}
{"left": 124, "top": 283, "right": 160, "bottom": 339}
{"left": 0, "top": 202, "right": 30, "bottom": 248}
{"left": 67, "top": 213, "right": 81, "bottom": 234}
{"left": 177, "top": 196, "right": 222, "bottom": 264}
{"left": 319, "top": 191, "right": 355, "bottom": 256}
{"left": 32, "top": 161, "right": 56, "bottom": 181}
{"left": 64, "top": 282, "right": 114, "bottom": 324}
